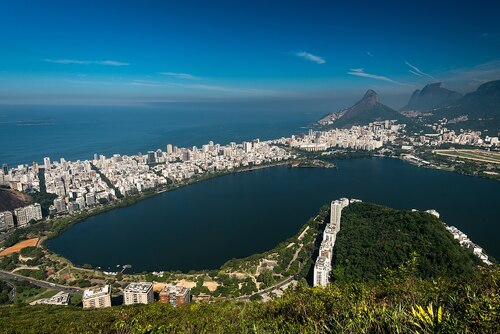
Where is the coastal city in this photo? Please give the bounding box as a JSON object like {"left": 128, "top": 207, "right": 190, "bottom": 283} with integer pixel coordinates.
{"left": 1, "top": 1, "right": 499, "bottom": 331}
{"left": 2, "top": 118, "right": 498, "bottom": 230}
{"left": 0, "top": 119, "right": 497, "bottom": 309}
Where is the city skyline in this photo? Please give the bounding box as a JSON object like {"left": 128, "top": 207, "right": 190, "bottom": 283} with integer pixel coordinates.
{"left": 0, "top": 0, "right": 499, "bottom": 106}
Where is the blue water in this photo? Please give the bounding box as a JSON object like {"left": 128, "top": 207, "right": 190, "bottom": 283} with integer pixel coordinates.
{"left": 46, "top": 158, "right": 500, "bottom": 273}
{"left": 0, "top": 103, "right": 329, "bottom": 166}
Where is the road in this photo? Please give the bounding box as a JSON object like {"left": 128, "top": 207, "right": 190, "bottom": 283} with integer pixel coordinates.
{"left": 1, "top": 280, "right": 16, "bottom": 302}
{"left": 0, "top": 269, "right": 83, "bottom": 295}
{"left": 236, "top": 276, "right": 295, "bottom": 300}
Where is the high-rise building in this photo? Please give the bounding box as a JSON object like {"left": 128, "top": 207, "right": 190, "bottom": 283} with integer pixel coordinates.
{"left": 53, "top": 198, "right": 67, "bottom": 213}
{"left": 85, "top": 193, "right": 96, "bottom": 206}
{"left": 147, "top": 151, "right": 156, "bottom": 164}
{"left": 0, "top": 211, "right": 14, "bottom": 230}
{"left": 313, "top": 256, "right": 331, "bottom": 287}
{"left": 166, "top": 144, "right": 173, "bottom": 154}
{"left": 123, "top": 282, "right": 154, "bottom": 305}
{"left": 14, "top": 207, "right": 28, "bottom": 227}
{"left": 159, "top": 286, "right": 190, "bottom": 307}
{"left": 32, "top": 203, "right": 43, "bottom": 220}
{"left": 2, "top": 163, "right": 8, "bottom": 175}
{"left": 13, "top": 203, "right": 43, "bottom": 228}
{"left": 0, "top": 213, "right": 8, "bottom": 231}
{"left": 330, "top": 198, "right": 349, "bottom": 232}
{"left": 243, "top": 141, "right": 252, "bottom": 153}
{"left": 82, "top": 285, "right": 112, "bottom": 308}
{"left": 43, "top": 157, "right": 51, "bottom": 170}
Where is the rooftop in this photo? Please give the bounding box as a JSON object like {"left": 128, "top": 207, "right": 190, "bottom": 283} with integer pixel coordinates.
{"left": 124, "top": 282, "right": 153, "bottom": 294}
{"left": 83, "top": 285, "right": 110, "bottom": 299}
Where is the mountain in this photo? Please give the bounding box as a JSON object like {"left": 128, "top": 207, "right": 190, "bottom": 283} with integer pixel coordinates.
{"left": 318, "top": 89, "right": 408, "bottom": 128}
{"left": 430, "top": 79, "right": 500, "bottom": 132}
{"left": 402, "top": 83, "right": 462, "bottom": 111}
{"left": 0, "top": 188, "right": 32, "bottom": 212}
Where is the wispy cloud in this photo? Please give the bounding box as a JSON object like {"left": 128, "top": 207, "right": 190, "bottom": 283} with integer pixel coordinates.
{"left": 130, "top": 80, "right": 288, "bottom": 96}
{"left": 409, "top": 70, "right": 423, "bottom": 77}
{"left": 405, "top": 61, "right": 438, "bottom": 81}
{"left": 348, "top": 68, "right": 410, "bottom": 86}
{"left": 366, "top": 51, "right": 373, "bottom": 57}
{"left": 159, "top": 72, "right": 200, "bottom": 80}
{"left": 45, "top": 59, "right": 129, "bottom": 66}
{"left": 293, "top": 51, "right": 325, "bottom": 64}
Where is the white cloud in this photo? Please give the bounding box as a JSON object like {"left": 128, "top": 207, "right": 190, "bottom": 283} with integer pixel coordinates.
{"left": 409, "top": 70, "right": 423, "bottom": 77}
{"left": 348, "top": 68, "right": 410, "bottom": 86}
{"left": 45, "top": 59, "right": 129, "bottom": 66}
{"left": 159, "top": 72, "right": 200, "bottom": 80}
{"left": 130, "top": 80, "right": 288, "bottom": 96}
{"left": 405, "top": 61, "right": 438, "bottom": 81}
{"left": 294, "top": 51, "right": 325, "bottom": 64}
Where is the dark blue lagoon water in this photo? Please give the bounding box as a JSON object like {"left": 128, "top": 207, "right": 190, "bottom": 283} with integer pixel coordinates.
{"left": 46, "top": 158, "right": 500, "bottom": 273}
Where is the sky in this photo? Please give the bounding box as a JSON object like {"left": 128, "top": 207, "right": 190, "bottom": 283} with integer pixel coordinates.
{"left": 0, "top": 0, "right": 499, "bottom": 108}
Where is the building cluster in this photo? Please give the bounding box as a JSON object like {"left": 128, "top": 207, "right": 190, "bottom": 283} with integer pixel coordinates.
{"left": 93, "top": 139, "right": 291, "bottom": 195}
{"left": 403, "top": 121, "right": 499, "bottom": 148}
{"left": 281, "top": 121, "right": 401, "bottom": 152}
{"left": 44, "top": 157, "right": 111, "bottom": 215}
{"left": 445, "top": 225, "right": 493, "bottom": 266}
{"left": 0, "top": 203, "right": 42, "bottom": 231}
{"left": 313, "top": 198, "right": 357, "bottom": 287}
{"left": 0, "top": 162, "right": 40, "bottom": 192}
{"left": 30, "top": 291, "right": 70, "bottom": 306}
{"left": 94, "top": 154, "right": 166, "bottom": 196}
{"left": 82, "top": 283, "right": 190, "bottom": 309}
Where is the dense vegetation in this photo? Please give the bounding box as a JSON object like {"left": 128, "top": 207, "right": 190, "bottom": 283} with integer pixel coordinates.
{"left": 332, "top": 203, "right": 479, "bottom": 282}
{"left": 0, "top": 280, "right": 13, "bottom": 304}
{"left": 0, "top": 264, "right": 498, "bottom": 333}
{"left": 31, "top": 168, "right": 57, "bottom": 216}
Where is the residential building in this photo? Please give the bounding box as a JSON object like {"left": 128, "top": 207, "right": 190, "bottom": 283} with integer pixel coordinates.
{"left": 123, "top": 282, "right": 154, "bottom": 305}
{"left": 13, "top": 203, "right": 42, "bottom": 228}
{"left": 159, "top": 285, "right": 190, "bottom": 307}
{"left": 0, "top": 211, "right": 14, "bottom": 231}
{"left": 31, "top": 292, "right": 70, "bottom": 306}
{"left": 313, "top": 256, "right": 331, "bottom": 287}
{"left": 82, "top": 285, "right": 112, "bottom": 308}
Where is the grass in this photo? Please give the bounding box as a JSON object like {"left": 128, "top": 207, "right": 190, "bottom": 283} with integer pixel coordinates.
{"left": 0, "top": 266, "right": 498, "bottom": 334}
{"left": 433, "top": 149, "right": 500, "bottom": 164}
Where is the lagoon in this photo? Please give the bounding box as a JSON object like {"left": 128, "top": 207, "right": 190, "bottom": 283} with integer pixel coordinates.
{"left": 45, "top": 158, "right": 500, "bottom": 273}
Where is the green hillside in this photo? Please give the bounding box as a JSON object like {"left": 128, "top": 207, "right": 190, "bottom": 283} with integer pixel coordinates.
{"left": 0, "top": 266, "right": 498, "bottom": 333}
{"left": 332, "top": 203, "right": 479, "bottom": 282}
{"left": 0, "top": 202, "right": 496, "bottom": 333}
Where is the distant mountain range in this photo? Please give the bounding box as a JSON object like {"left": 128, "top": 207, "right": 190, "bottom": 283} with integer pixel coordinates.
{"left": 317, "top": 89, "right": 408, "bottom": 128}
{"left": 402, "top": 82, "right": 462, "bottom": 111}
{"left": 317, "top": 79, "right": 500, "bottom": 133}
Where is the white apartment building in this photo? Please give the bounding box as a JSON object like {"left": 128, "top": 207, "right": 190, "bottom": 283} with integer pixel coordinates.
{"left": 123, "top": 282, "right": 154, "bottom": 305}
{"left": 13, "top": 203, "right": 42, "bottom": 227}
{"left": 0, "top": 211, "right": 15, "bottom": 231}
{"left": 82, "top": 285, "right": 112, "bottom": 308}
{"left": 313, "top": 256, "right": 331, "bottom": 287}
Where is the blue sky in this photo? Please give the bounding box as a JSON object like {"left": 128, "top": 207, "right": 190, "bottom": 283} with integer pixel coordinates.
{"left": 0, "top": 0, "right": 499, "bottom": 107}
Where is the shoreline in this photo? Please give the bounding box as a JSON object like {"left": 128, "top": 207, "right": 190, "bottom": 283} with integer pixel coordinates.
{"left": 2, "top": 151, "right": 497, "bottom": 295}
